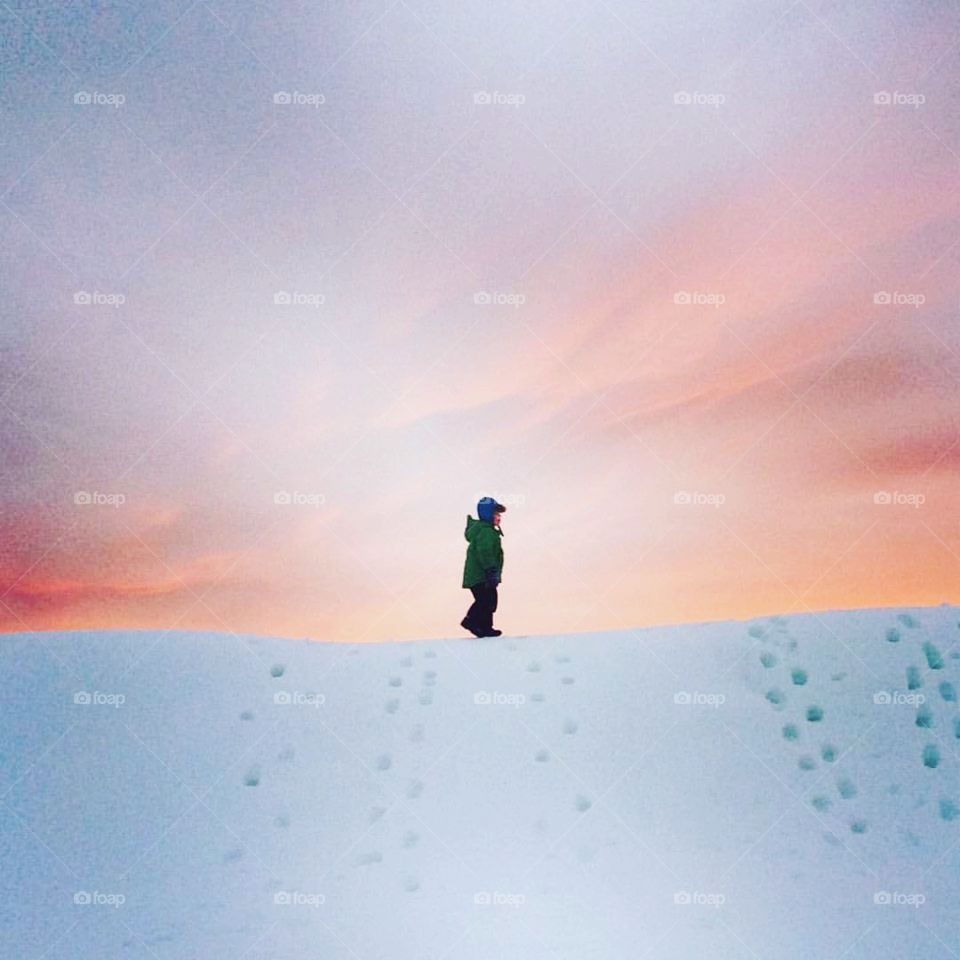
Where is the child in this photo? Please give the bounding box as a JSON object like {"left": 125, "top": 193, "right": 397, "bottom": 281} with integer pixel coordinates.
{"left": 461, "top": 497, "right": 505, "bottom": 637}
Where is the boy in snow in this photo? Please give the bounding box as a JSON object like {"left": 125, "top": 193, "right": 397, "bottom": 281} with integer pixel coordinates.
{"left": 461, "top": 497, "right": 506, "bottom": 638}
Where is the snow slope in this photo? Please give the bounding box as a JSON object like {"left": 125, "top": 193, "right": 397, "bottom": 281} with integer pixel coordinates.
{"left": 3, "top": 606, "right": 960, "bottom": 959}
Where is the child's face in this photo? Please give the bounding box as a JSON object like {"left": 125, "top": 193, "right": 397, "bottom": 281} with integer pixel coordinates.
{"left": 493, "top": 511, "right": 503, "bottom": 525}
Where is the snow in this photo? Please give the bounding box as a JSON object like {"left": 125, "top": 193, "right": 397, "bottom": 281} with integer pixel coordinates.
{"left": 3, "top": 606, "right": 960, "bottom": 958}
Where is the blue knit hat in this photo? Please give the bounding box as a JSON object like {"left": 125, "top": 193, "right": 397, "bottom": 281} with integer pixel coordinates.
{"left": 477, "top": 496, "right": 506, "bottom": 521}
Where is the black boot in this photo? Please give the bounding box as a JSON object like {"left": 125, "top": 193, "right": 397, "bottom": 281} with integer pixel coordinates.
{"left": 461, "top": 617, "right": 483, "bottom": 638}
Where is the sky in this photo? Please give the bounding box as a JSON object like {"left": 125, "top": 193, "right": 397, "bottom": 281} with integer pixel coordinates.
{"left": 2, "top": 0, "right": 959, "bottom": 642}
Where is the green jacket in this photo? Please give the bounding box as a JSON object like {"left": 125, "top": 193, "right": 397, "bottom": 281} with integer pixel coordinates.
{"left": 462, "top": 515, "right": 504, "bottom": 588}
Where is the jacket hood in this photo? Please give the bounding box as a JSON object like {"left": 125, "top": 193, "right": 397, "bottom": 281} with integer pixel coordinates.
{"left": 464, "top": 514, "right": 501, "bottom": 541}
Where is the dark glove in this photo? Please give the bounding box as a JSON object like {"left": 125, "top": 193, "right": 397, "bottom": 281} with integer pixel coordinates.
{"left": 484, "top": 568, "right": 501, "bottom": 587}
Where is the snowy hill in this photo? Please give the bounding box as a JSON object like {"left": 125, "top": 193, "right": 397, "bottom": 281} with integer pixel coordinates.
{"left": 3, "top": 606, "right": 960, "bottom": 959}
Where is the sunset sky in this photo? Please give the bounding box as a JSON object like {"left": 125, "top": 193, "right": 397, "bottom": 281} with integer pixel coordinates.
{"left": 2, "top": 0, "right": 959, "bottom": 641}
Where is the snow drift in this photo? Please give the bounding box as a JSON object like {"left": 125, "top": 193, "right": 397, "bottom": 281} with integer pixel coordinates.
{"left": 3, "top": 605, "right": 960, "bottom": 959}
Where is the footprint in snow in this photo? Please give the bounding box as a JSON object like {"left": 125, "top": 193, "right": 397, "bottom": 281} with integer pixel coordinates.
{"left": 423, "top": 649, "right": 437, "bottom": 659}
{"left": 940, "top": 681, "right": 956, "bottom": 702}
{"left": 423, "top": 670, "right": 437, "bottom": 687}
{"left": 923, "top": 744, "right": 940, "bottom": 769}
{"left": 953, "top": 717, "right": 960, "bottom": 739}
{"left": 821, "top": 743, "right": 837, "bottom": 762}
{"left": 376, "top": 754, "right": 392, "bottom": 771}
{"left": 923, "top": 642, "right": 944, "bottom": 669}
{"left": 748, "top": 625, "right": 767, "bottom": 639}
{"left": 403, "top": 876, "right": 420, "bottom": 893}
{"left": 791, "top": 668, "right": 808, "bottom": 686}
{"left": 240, "top": 710, "right": 254, "bottom": 721}
{"left": 222, "top": 847, "right": 244, "bottom": 863}
{"left": 244, "top": 767, "right": 260, "bottom": 787}
{"left": 812, "top": 796, "right": 832, "bottom": 812}
{"left": 906, "top": 666, "right": 923, "bottom": 690}
{"left": 274, "top": 814, "right": 290, "bottom": 828}
{"left": 388, "top": 677, "right": 402, "bottom": 688}
{"left": 885, "top": 627, "right": 901, "bottom": 643}
{"left": 760, "top": 651, "right": 778, "bottom": 668}
{"left": 406, "top": 779, "right": 424, "bottom": 799}
{"left": 850, "top": 820, "right": 868, "bottom": 834}
{"left": 385, "top": 698, "right": 400, "bottom": 714}
{"left": 782, "top": 723, "right": 799, "bottom": 741}
{"left": 534, "top": 749, "right": 550, "bottom": 762}
{"left": 806, "top": 705, "right": 824, "bottom": 722}
{"left": 563, "top": 718, "right": 578, "bottom": 735}
{"left": 357, "top": 851, "right": 383, "bottom": 866}
{"left": 554, "top": 655, "right": 571, "bottom": 664}
{"left": 916, "top": 705, "right": 933, "bottom": 728}
{"left": 418, "top": 689, "right": 433, "bottom": 706}
{"left": 402, "top": 831, "right": 419, "bottom": 848}
{"left": 527, "top": 661, "right": 541, "bottom": 673}
{"left": 408, "top": 723, "right": 424, "bottom": 743}
{"left": 400, "top": 655, "right": 413, "bottom": 668}
{"left": 798, "top": 755, "right": 816, "bottom": 771}
{"left": 368, "top": 806, "right": 387, "bottom": 823}
{"left": 766, "top": 689, "right": 786, "bottom": 707}
{"left": 837, "top": 777, "right": 857, "bottom": 799}
{"left": 898, "top": 613, "right": 919, "bottom": 628}
{"left": 575, "top": 795, "right": 592, "bottom": 812}
{"left": 561, "top": 676, "right": 575, "bottom": 685}
{"left": 270, "top": 664, "right": 285, "bottom": 678}
{"left": 940, "top": 799, "right": 959, "bottom": 821}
